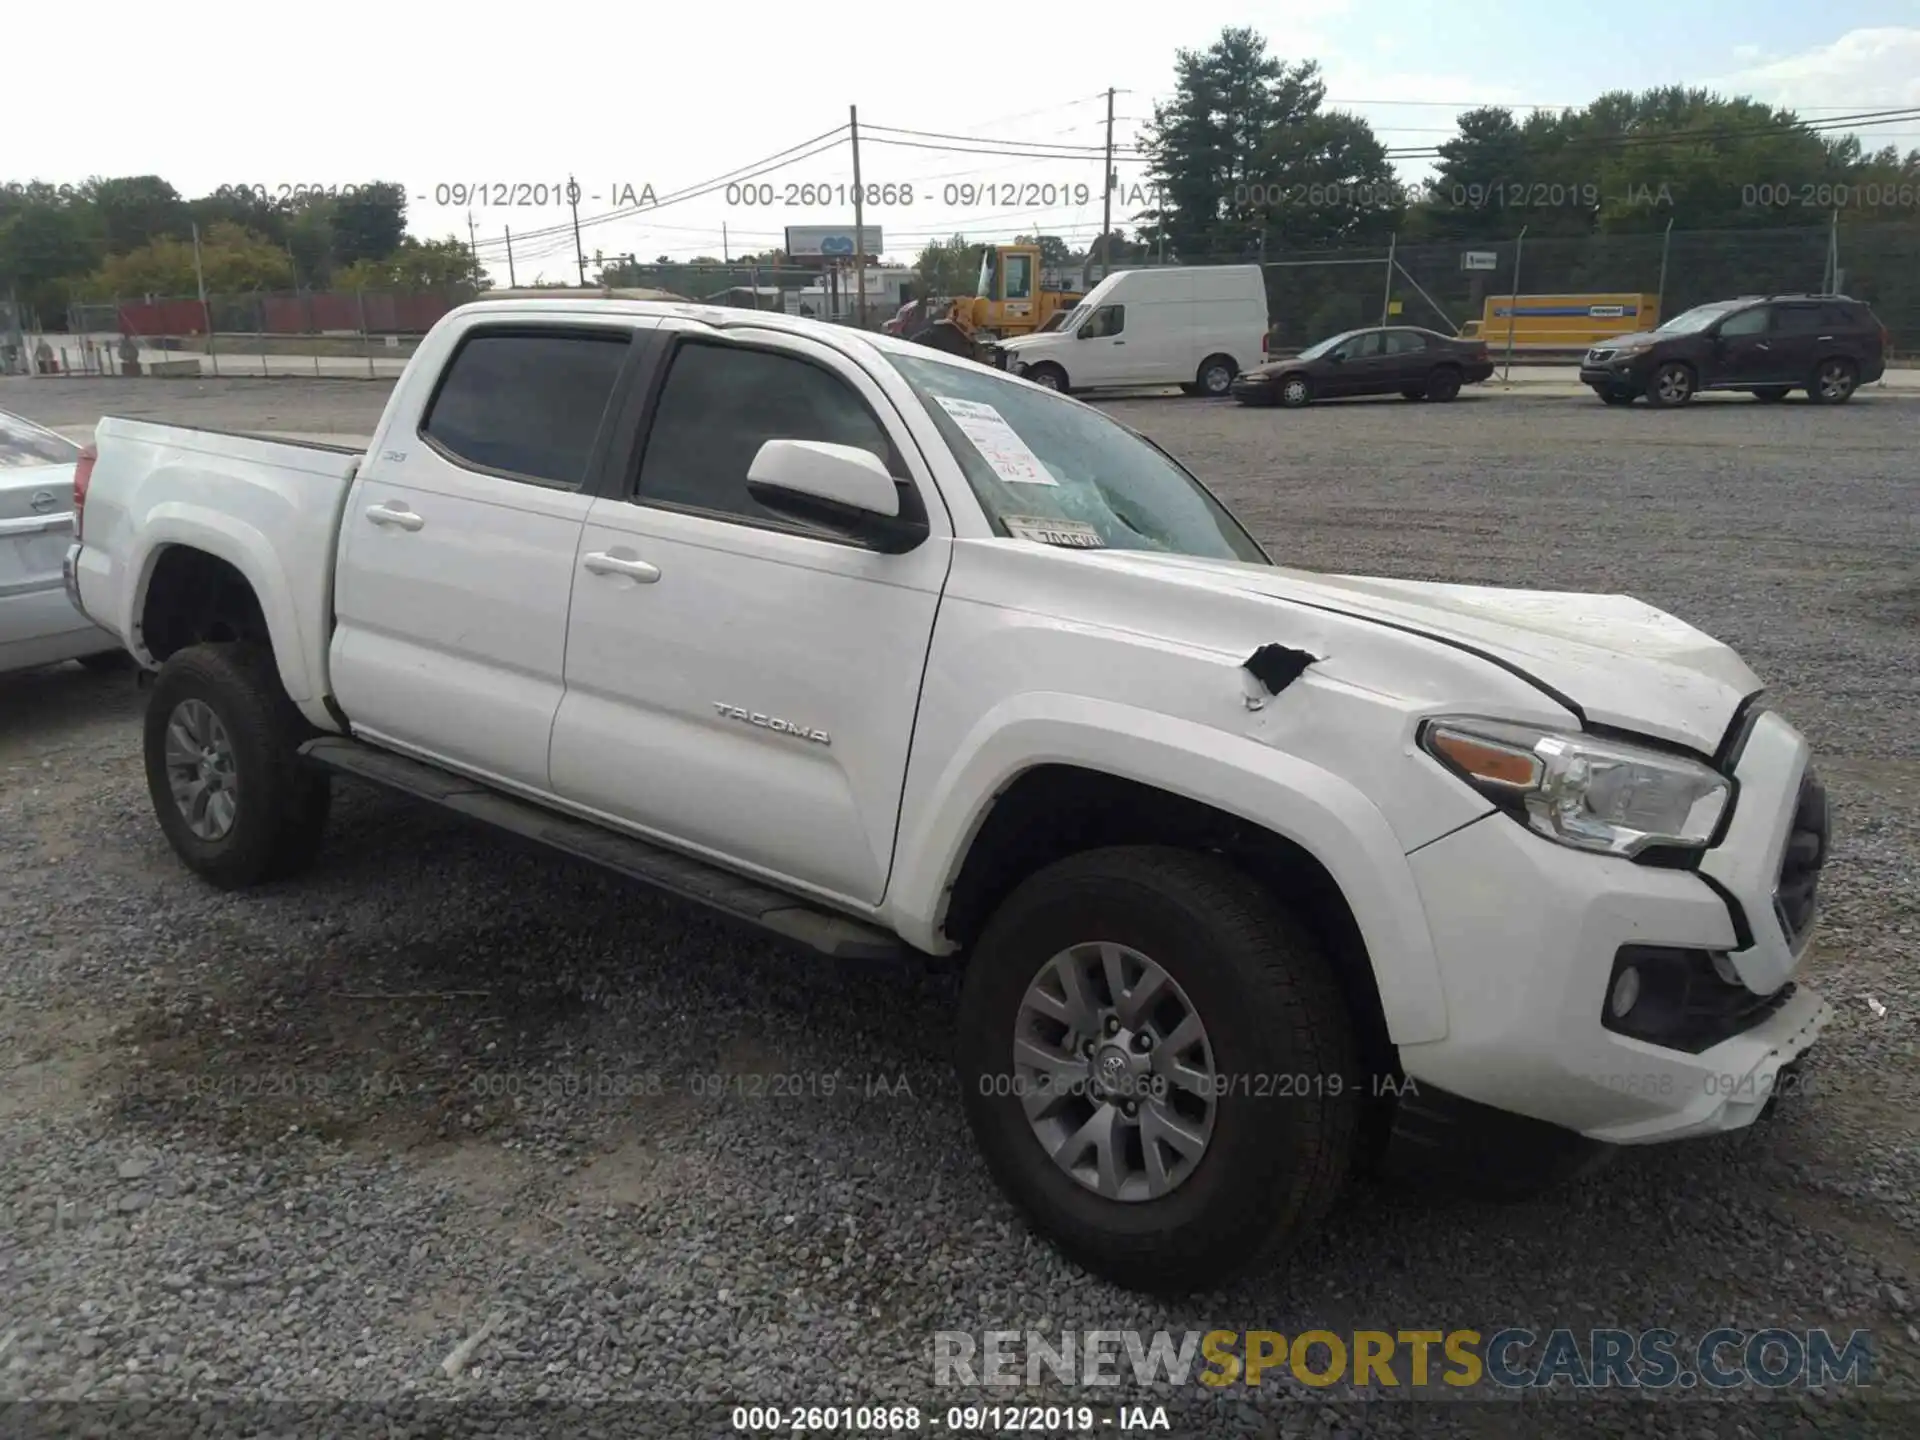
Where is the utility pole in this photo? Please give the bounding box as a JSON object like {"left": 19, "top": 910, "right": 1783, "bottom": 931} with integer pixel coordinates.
{"left": 722, "top": 221, "right": 730, "bottom": 264}
{"left": 467, "top": 211, "right": 480, "bottom": 289}
{"left": 850, "top": 104, "right": 867, "bottom": 327}
{"left": 1099, "top": 86, "right": 1115, "bottom": 283}
{"left": 569, "top": 174, "right": 586, "bottom": 286}
{"left": 505, "top": 226, "right": 518, "bottom": 288}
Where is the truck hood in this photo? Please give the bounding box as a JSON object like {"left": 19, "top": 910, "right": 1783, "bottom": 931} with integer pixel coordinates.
{"left": 997, "top": 333, "right": 1059, "bottom": 353}
{"left": 1083, "top": 551, "right": 1759, "bottom": 754}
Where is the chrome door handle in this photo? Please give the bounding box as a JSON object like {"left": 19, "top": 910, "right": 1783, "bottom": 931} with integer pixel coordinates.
{"left": 582, "top": 552, "right": 661, "bottom": 583}
{"left": 365, "top": 503, "right": 423, "bottom": 531}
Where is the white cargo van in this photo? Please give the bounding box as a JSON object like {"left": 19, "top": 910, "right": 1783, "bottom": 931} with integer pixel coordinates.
{"left": 995, "top": 265, "right": 1268, "bottom": 396}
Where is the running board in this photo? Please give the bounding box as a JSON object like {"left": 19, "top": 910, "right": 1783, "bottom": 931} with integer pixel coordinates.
{"left": 299, "top": 737, "right": 906, "bottom": 962}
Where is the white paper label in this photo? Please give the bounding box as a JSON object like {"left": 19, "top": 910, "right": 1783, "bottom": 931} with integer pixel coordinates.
{"left": 932, "top": 395, "right": 1057, "bottom": 485}
{"left": 1002, "top": 515, "right": 1105, "bottom": 549}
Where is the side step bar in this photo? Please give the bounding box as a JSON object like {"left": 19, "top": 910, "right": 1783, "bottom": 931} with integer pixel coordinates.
{"left": 299, "top": 736, "right": 907, "bottom": 962}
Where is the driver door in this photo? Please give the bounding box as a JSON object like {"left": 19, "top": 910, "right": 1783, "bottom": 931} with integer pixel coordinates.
{"left": 1072, "top": 304, "right": 1131, "bottom": 385}
{"left": 1322, "top": 330, "right": 1385, "bottom": 395}
{"left": 1707, "top": 304, "right": 1777, "bottom": 385}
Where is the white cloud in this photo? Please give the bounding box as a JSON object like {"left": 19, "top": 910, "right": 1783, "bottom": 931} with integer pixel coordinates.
{"left": 1713, "top": 27, "right": 1920, "bottom": 111}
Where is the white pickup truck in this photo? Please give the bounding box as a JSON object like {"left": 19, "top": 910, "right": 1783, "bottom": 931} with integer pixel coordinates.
{"left": 67, "top": 298, "right": 1831, "bottom": 1292}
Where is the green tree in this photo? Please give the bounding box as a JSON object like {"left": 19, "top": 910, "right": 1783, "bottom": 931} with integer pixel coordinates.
{"left": 1014, "top": 233, "right": 1073, "bottom": 265}
{"left": 79, "top": 175, "right": 189, "bottom": 255}
{"left": 913, "top": 235, "right": 984, "bottom": 298}
{"left": 0, "top": 202, "right": 98, "bottom": 323}
{"left": 1141, "top": 29, "right": 1396, "bottom": 258}
{"left": 332, "top": 236, "right": 487, "bottom": 292}
{"left": 82, "top": 222, "right": 293, "bottom": 298}
{"left": 330, "top": 182, "right": 407, "bottom": 265}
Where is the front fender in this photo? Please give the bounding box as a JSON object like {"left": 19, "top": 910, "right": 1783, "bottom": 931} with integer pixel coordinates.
{"left": 886, "top": 692, "right": 1448, "bottom": 1045}
{"left": 130, "top": 507, "right": 312, "bottom": 702}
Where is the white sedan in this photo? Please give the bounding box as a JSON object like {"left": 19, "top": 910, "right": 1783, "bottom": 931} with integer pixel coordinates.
{"left": 1, "top": 411, "right": 123, "bottom": 674}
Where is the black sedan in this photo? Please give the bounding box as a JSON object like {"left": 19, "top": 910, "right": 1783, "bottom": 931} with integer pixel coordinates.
{"left": 1233, "top": 326, "right": 1495, "bottom": 407}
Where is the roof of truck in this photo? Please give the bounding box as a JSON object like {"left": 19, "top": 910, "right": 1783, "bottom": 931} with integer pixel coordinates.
{"left": 446, "top": 297, "right": 932, "bottom": 356}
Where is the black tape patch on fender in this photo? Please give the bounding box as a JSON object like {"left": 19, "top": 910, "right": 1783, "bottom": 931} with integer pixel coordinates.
{"left": 1243, "top": 643, "right": 1318, "bottom": 695}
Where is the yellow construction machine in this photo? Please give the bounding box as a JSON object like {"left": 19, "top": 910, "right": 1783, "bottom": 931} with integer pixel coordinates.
{"left": 910, "top": 243, "right": 1085, "bottom": 362}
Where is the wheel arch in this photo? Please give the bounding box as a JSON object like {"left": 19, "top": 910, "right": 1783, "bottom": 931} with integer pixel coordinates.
{"left": 887, "top": 700, "right": 1448, "bottom": 1050}
{"left": 133, "top": 527, "right": 309, "bottom": 703}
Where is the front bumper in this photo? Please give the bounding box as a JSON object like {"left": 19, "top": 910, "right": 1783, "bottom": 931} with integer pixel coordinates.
{"left": 1397, "top": 709, "right": 1831, "bottom": 1145}
{"left": 1579, "top": 350, "right": 1653, "bottom": 389}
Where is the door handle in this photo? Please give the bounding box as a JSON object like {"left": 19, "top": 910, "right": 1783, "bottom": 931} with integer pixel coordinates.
{"left": 582, "top": 552, "right": 661, "bottom": 583}
{"left": 1113, "top": 340, "right": 1126, "bottom": 345}
{"left": 1817, "top": 335, "right": 1834, "bottom": 341}
{"left": 365, "top": 503, "right": 423, "bottom": 531}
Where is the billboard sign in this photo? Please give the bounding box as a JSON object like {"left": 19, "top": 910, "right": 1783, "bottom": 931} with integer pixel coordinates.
{"left": 785, "top": 224, "right": 883, "bottom": 258}
{"left": 1462, "top": 250, "right": 1499, "bottom": 271}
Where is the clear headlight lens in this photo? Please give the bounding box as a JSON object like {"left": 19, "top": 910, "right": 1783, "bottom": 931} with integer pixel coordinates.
{"left": 1420, "top": 717, "right": 1730, "bottom": 857}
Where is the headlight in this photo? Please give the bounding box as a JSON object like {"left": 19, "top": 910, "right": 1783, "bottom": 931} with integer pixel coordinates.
{"left": 1612, "top": 342, "right": 1651, "bottom": 357}
{"left": 1419, "top": 717, "right": 1730, "bottom": 857}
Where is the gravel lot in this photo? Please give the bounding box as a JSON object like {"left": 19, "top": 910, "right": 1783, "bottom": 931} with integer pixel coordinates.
{"left": 2, "top": 375, "right": 1916, "bottom": 1436}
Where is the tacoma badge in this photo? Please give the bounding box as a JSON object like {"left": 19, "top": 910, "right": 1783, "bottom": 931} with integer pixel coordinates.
{"left": 712, "top": 702, "right": 831, "bottom": 745}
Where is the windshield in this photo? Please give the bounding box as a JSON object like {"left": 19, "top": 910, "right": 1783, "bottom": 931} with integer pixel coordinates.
{"left": 884, "top": 353, "right": 1269, "bottom": 564}
{"left": 1656, "top": 305, "right": 1732, "bottom": 335}
{"left": 1037, "top": 309, "right": 1072, "bottom": 334}
{"left": 0, "top": 411, "right": 81, "bottom": 468}
{"left": 1297, "top": 329, "right": 1360, "bottom": 361}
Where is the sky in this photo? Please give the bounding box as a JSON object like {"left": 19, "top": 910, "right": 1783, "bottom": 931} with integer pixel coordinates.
{"left": 10, "top": 1, "right": 1920, "bottom": 282}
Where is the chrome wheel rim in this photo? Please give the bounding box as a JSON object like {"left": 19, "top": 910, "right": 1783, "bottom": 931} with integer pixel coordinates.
{"left": 164, "top": 699, "right": 240, "bottom": 841}
{"left": 1013, "top": 942, "right": 1217, "bottom": 1202}
{"left": 1283, "top": 378, "right": 1308, "bottom": 404}
{"left": 1819, "top": 363, "right": 1853, "bottom": 400}
{"left": 1657, "top": 367, "right": 1691, "bottom": 402}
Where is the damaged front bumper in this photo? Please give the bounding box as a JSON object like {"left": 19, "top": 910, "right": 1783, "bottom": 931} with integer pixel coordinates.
{"left": 1392, "top": 708, "right": 1831, "bottom": 1146}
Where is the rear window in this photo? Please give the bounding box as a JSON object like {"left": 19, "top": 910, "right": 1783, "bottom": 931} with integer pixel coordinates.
{"left": 0, "top": 412, "right": 81, "bottom": 468}
{"left": 421, "top": 328, "right": 631, "bottom": 487}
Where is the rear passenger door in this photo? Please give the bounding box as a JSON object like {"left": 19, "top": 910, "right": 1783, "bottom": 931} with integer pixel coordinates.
{"left": 1381, "top": 329, "right": 1429, "bottom": 388}
{"left": 1765, "top": 302, "right": 1830, "bottom": 385}
{"left": 548, "top": 323, "right": 951, "bottom": 906}
{"left": 329, "top": 320, "right": 648, "bottom": 791}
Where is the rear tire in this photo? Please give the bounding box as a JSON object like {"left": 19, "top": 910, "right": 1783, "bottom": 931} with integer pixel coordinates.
{"left": 957, "top": 846, "right": 1361, "bottom": 1294}
{"left": 1424, "top": 365, "right": 1463, "bottom": 402}
{"left": 1645, "top": 361, "right": 1695, "bottom": 408}
{"left": 1753, "top": 387, "right": 1791, "bottom": 403}
{"left": 143, "top": 642, "right": 330, "bottom": 890}
{"left": 1195, "top": 354, "right": 1237, "bottom": 397}
{"left": 1807, "top": 358, "right": 1857, "bottom": 405}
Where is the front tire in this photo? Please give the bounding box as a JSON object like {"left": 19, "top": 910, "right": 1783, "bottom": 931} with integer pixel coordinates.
{"left": 1195, "top": 354, "right": 1237, "bottom": 397}
{"left": 1277, "top": 373, "right": 1313, "bottom": 409}
{"left": 957, "top": 846, "right": 1361, "bottom": 1294}
{"left": 1024, "top": 362, "right": 1068, "bottom": 393}
{"left": 1645, "top": 361, "right": 1695, "bottom": 407}
{"left": 1807, "top": 358, "right": 1857, "bottom": 405}
{"left": 143, "top": 642, "right": 330, "bottom": 890}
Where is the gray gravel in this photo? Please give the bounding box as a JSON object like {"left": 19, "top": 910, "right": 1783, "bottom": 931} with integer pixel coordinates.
{"left": 1, "top": 378, "right": 1915, "bottom": 1436}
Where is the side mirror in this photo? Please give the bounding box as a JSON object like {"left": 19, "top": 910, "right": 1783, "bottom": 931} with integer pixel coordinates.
{"left": 746, "top": 439, "right": 928, "bottom": 554}
{"left": 1326, "top": 351, "right": 1345, "bottom": 364}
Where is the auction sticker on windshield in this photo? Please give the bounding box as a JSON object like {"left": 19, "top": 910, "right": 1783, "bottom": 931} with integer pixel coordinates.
{"left": 932, "top": 396, "right": 1056, "bottom": 485}
{"left": 1003, "top": 515, "right": 1105, "bottom": 548}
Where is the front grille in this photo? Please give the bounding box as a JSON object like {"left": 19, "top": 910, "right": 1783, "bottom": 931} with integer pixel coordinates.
{"left": 1586, "top": 348, "right": 1614, "bottom": 363}
{"left": 1774, "top": 770, "right": 1828, "bottom": 949}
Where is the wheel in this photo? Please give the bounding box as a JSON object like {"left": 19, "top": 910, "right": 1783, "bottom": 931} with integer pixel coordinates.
{"left": 1597, "top": 388, "right": 1635, "bottom": 406}
{"left": 143, "top": 642, "right": 331, "bottom": 890}
{"left": 77, "top": 647, "right": 133, "bottom": 673}
{"left": 1645, "top": 361, "right": 1695, "bottom": 408}
{"left": 957, "top": 846, "right": 1361, "bottom": 1294}
{"left": 1753, "top": 387, "right": 1791, "bottom": 403}
{"left": 1399, "top": 388, "right": 1426, "bottom": 401}
{"left": 1424, "top": 365, "right": 1462, "bottom": 402}
{"left": 1277, "top": 373, "right": 1313, "bottom": 408}
{"left": 1195, "top": 355, "right": 1237, "bottom": 397}
{"left": 1024, "top": 362, "right": 1067, "bottom": 393}
{"left": 1807, "top": 358, "right": 1858, "bottom": 405}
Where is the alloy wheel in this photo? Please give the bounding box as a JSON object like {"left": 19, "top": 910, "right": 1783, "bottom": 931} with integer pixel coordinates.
{"left": 164, "top": 698, "right": 240, "bottom": 841}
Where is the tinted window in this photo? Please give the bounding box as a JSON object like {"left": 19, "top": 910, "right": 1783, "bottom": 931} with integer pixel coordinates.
{"left": 635, "top": 341, "right": 900, "bottom": 526}
{"left": 1822, "top": 302, "right": 1866, "bottom": 328}
{"left": 1772, "top": 305, "right": 1829, "bottom": 335}
{"left": 1716, "top": 306, "right": 1770, "bottom": 337}
{"left": 0, "top": 411, "right": 81, "bottom": 468}
{"left": 1083, "top": 304, "right": 1125, "bottom": 338}
{"left": 422, "top": 329, "right": 630, "bottom": 486}
{"left": 1383, "top": 330, "right": 1427, "bottom": 355}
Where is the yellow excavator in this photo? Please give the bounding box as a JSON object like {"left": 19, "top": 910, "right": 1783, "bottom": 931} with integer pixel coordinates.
{"left": 911, "top": 243, "right": 1085, "bottom": 362}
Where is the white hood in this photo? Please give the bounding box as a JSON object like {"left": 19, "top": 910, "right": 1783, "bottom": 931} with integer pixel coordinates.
{"left": 1081, "top": 551, "right": 1760, "bottom": 754}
